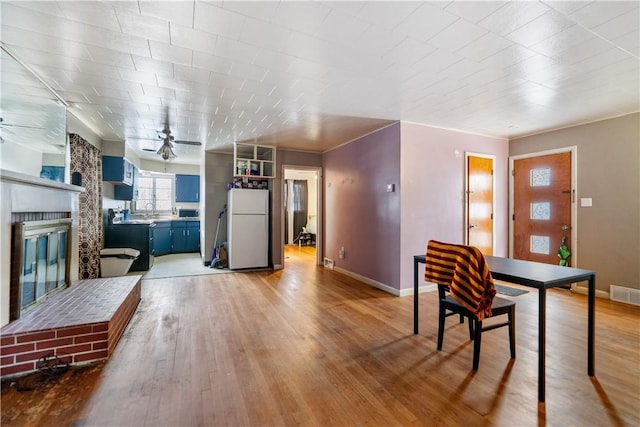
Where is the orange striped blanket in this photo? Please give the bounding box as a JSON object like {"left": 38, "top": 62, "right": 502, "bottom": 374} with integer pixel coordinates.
{"left": 424, "top": 240, "right": 496, "bottom": 320}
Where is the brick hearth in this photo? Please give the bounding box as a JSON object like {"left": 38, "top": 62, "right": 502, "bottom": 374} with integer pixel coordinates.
{"left": 0, "top": 276, "right": 141, "bottom": 377}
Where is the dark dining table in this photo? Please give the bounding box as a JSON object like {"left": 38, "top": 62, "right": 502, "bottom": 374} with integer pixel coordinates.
{"left": 413, "top": 254, "right": 596, "bottom": 403}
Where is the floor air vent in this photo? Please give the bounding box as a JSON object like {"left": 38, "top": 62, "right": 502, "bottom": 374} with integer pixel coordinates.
{"left": 323, "top": 257, "right": 334, "bottom": 269}
{"left": 610, "top": 285, "right": 640, "bottom": 306}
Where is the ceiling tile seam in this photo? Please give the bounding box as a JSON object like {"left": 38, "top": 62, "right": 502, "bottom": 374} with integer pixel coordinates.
{"left": 543, "top": 2, "right": 640, "bottom": 59}
{"left": 0, "top": 42, "right": 69, "bottom": 108}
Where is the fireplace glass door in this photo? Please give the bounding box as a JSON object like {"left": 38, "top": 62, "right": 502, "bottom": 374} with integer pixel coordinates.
{"left": 14, "top": 219, "right": 71, "bottom": 316}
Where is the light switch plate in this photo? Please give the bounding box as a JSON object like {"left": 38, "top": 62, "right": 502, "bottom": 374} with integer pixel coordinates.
{"left": 581, "top": 198, "right": 593, "bottom": 207}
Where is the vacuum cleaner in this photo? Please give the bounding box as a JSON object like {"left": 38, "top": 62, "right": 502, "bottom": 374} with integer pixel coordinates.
{"left": 209, "top": 206, "right": 226, "bottom": 268}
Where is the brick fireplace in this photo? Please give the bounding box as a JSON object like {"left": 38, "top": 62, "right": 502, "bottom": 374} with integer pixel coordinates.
{"left": 0, "top": 170, "right": 140, "bottom": 378}
{"left": 1, "top": 275, "right": 141, "bottom": 377}
{"left": 1, "top": 170, "right": 83, "bottom": 327}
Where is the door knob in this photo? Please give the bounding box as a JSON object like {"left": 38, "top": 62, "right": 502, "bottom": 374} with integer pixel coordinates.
{"left": 469, "top": 224, "right": 478, "bottom": 229}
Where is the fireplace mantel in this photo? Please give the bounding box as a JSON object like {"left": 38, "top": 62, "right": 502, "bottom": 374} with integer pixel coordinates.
{"left": 0, "top": 169, "right": 84, "bottom": 193}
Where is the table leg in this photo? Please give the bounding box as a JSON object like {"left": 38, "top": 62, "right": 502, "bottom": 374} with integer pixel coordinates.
{"left": 588, "top": 274, "right": 595, "bottom": 376}
{"left": 414, "top": 258, "right": 419, "bottom": 334}
{"left": 538, "top": 287, "right": 546, "bottom": 402}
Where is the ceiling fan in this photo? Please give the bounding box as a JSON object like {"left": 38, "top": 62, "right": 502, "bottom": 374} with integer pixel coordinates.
{"left": 136, "top": 107, "right": 202, "bottom": 160}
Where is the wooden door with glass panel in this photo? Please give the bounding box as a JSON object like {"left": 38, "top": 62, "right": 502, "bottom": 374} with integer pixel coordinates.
{"left": 513, "top": 152, "right": 572, "bottom": 265}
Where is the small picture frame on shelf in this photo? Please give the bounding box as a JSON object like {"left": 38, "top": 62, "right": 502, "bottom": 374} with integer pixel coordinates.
{"left": 250, "top": 161, "right": 260, "bottom": 176}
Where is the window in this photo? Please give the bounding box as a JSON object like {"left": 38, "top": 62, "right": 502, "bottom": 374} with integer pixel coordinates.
{"left": 136, "top": 175, "right": 173, "bottom": 213}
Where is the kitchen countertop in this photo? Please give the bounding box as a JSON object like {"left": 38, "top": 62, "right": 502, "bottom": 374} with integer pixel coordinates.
{"left": 112, "top": 217, "right": 200, "bottom": 225}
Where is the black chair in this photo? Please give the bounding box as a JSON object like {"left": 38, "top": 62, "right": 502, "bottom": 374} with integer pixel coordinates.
{"left": 437, "top": 284, "right": 516, "bottom": 370}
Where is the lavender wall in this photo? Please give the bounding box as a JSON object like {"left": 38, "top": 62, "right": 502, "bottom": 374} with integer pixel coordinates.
{"left": 399, "top": 122, "right": 509, "bottom": 293}
{"left": 323, "top": 124, "right": 402, "bottom": 290}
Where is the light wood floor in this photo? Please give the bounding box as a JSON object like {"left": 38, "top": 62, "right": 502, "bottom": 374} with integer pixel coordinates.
{"left": 2, "top": 245, "right": 639, "bottom": 426}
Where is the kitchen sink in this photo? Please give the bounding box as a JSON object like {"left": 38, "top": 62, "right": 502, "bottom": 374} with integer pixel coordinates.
{"left": 121, "top": 219, "right": 154, "bottom": 224}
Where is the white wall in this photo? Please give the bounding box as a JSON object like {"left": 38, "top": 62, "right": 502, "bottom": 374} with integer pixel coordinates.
{"left": 68, "top": 112, "right": 102, "bottom": 150}
{"left": 42, "top": 153, "right": 65, "bottom": 167}
{"left": 0, "top": 142, "right": 43, "bottom": 176}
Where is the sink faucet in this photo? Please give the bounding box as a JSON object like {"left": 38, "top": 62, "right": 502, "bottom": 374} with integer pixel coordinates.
{"left": 144, "top": 203, "right": 154, "bottom": 219}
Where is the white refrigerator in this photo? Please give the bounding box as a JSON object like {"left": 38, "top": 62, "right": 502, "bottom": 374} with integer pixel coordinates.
{"left": 227, "top": 188, "right": 269, "bottom": 269}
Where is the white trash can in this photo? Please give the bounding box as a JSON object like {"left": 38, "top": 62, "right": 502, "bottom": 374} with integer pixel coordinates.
{"left": 100, "top": 248, "right": 140, "bottom": 277}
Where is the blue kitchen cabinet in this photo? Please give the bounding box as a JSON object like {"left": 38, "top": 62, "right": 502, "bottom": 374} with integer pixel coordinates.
{"left": 171, "top": 220, "right": 200, "bottom": 253}
{"left": 114, "top": 165, "right": 138, "bottom": 200}
{"left": 175, "top": 174, "right": 200, "bottom": 202}
{"left": 103, "top": 156, "right": 134, "bottom": 186}
{"left": 171, "top": 221, "right": 188, "bottom": 253}
{"left": 153, "top": 221, "right": 172, "bottom": 255}
{"left": 186, "top": 221, "right": 200, "bottom": 252}
{"left": 104, "top": 223, "right": 153, "bottom": 271}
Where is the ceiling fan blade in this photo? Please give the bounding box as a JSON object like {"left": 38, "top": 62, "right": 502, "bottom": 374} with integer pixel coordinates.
{"left": 161, "top": 106, "right": 171, "bottom": 135}
{"left": 127, "top": 136, "right": 159, "bottom": 141}
{"left": 174, "top": 140, "right": 202, "bottom": 146}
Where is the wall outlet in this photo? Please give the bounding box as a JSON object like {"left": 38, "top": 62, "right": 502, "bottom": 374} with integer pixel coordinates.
{"left": 339, "top": 246, "right": 345, "bottom": 259}
{"left": 323, "top": 257, "right": 334, "bottom": 269}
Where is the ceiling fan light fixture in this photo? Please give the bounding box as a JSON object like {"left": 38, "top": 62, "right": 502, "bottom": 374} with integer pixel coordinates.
{"left": 157, "top": 140, "right": 176, "bottom": 160}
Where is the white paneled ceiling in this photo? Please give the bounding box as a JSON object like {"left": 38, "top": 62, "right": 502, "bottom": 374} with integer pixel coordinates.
{"left": 1, "top": 1, "right": 638, "bottom": 165}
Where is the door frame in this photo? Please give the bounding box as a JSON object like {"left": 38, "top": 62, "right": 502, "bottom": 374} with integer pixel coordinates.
{"left": 464, "top": 152, "right": 496, "bottom": 252}
{"left": 509, "top": 146, "right": 578, "bottom": 268}
{"left": 281, "top": 165, "right": 323, "bottom": 266}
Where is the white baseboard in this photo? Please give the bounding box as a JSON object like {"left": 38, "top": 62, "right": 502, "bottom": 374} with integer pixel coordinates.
{"left": 402, "top": 282, "right": 438, "bottom": 297}
{"left": 333, "top": 266, "right": 400, "bottom": 296}
{"left": 332, "top": 267, "right": 438, "bottom": 297}
{"left": 572, "top": 285, "right": 609, "bottom": 299}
